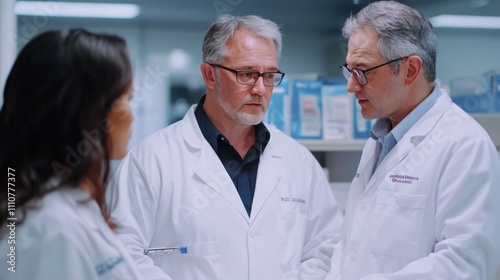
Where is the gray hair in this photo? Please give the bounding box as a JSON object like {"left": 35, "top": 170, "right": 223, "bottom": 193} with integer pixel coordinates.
{"left": 202, "top": 14, "right": 282, "bottom": 64}
{"left": 343, "top": 1, "right": 437, "bottom": 82}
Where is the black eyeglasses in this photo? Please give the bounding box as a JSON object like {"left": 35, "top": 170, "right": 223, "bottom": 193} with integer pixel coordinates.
{"left": 209, "top": 63, "right": 285, "bottom": 87}
{"left": 340, "top": 56, "right": 409, "bottom": 85}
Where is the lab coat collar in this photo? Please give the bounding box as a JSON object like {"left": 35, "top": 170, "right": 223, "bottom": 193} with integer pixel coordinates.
{"left": 59, "top": 187, "right": 105, "bottom": 231}
{"left": 367, "top": 89, "right": 453, "bottom": 188}
{"left": 195, "top": 138, "right": 251, "bottom": 221}
{"left": 181, "top": 106, "right": 283, "bottom": 223}
{"left": 184, "top": 105, "right": 250, "bottom": 220}
{"left": 59, "top": 187, "right": 141, "bottom": 278}
{"left": 182, "top": 105, "right": 204, "bottom": 150}
{"left": 249, "top": 129, "right": 281, "bottom": 224}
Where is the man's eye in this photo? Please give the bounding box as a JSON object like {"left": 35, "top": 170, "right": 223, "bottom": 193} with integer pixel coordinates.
{"left": 263, "top": 73, "right": 275, "bottom": 79}
{"left": 240, "top": 72, "right": 254, "bottom": 78}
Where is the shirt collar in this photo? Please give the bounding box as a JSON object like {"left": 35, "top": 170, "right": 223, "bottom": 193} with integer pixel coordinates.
{"left": 370, "top": 84, "right": 441, "bottom": 143}
{"left": 194, "top": 95, "right": 270, "bottom": 155}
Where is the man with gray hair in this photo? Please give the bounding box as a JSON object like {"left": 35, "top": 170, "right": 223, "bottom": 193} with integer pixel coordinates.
{"left": 107, "top": 14, "right": 343, "bottom": 279}
{"left": 327, "top": 1, "right": 500, "bottom": 279}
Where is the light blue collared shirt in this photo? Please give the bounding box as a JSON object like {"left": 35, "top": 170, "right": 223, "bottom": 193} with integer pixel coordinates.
{"left": 371, "top": 85, "right": 441, "bottom": 175}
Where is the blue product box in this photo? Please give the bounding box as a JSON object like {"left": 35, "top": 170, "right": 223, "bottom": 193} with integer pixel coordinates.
{"left": 290, "top": 80, "right": 323, "bottom": 139}
{"left": 322, "top": 84, "right": 352, "bottom": 140}
{"left": 352, "top": 95, "right": 372, "bottom": 139}
{"left": 451, "top": 94, "right": 490, "bottom": 113}
{"left": 317, "top": 75, "right": 347, "bottom": 86}
{"left": 266, "top": 77, "right": 289, "bottom": 133}
{"left": 488, "top": 73, "right": 500, "bottom": 112}
{"left": 450, "top": 76, "right": 491, "bottom": 113}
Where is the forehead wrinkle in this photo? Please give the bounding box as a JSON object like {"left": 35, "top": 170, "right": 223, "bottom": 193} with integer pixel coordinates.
{"left": 347, "top": 27, "right": 381, "bottom": 68}
{"left": 224, "top": 29, "right": 277, "bottom": 71}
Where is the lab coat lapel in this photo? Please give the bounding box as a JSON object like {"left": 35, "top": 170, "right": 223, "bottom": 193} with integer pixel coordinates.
{"left": 249, "top": 143, "right": 281, "bottom": 223}
{"left": 366, "top": 90, "right": 453, "bottom": 189}
{"left": 368, "top": 141, "right": 412, "bottom": 188}
{"left": 183, "top": 106, "right": 249, "bottom": 221}
{"left": 357, "top": 140, "right": 377, "bottom": 189}
{"left": 193, "top": 140, "right": 250, "bottom": 221}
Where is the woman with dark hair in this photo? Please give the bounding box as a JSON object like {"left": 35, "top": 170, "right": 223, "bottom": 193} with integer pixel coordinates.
{"left": 0, "top": 29, "right": 141, "bottom": 279}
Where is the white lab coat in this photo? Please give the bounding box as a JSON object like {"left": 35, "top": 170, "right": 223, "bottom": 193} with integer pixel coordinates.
{"left": 0, "top": 187, "right": 142, "bottom": 280}
{"left": 106, "top": 105, "right": 344, "bottom": 280}
{"left": 328, "top": 91, "right": 500, "bottom": 280}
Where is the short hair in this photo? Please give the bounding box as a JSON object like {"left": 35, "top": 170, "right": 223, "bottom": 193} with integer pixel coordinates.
{"left": 0, "top": 29, "right": 132, "bottom": 228}
{"left": 342, "top": 1, "right": 437, "bottom": 82}
{"left": 202, "top": 14, "right": 282, "bottom": 64}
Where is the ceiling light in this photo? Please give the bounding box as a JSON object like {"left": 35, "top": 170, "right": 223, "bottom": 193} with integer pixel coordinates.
{"left": 15, "top": 1, "right": 140, "bottom": 19}
{"left": 429, "top": 15, "right": 500, "bottom": 29}
{"left": 168, "top": 49, "right": 191, "bottom": 70}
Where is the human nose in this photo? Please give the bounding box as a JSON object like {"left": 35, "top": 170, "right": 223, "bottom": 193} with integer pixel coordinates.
{"left": 251, "top": 75, "right": 266, "bottom": 95}
{"left": 346, "top": 72, "right": 362, "bottom": 93}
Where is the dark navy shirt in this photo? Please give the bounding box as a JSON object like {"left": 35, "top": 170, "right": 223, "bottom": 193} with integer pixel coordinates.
{"left": 195, "top": 95, "right": 270, "bottom": 216}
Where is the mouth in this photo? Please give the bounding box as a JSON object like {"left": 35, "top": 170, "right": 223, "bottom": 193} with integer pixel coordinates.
{"left": 246, "top": 102, "right": 263, "bottom": 108}
{"left": 357, "top": 98, "right": 369, "bottom": 106}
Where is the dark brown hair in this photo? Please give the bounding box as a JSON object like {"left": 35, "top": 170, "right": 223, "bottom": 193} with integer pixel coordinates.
{"left": 0, "top": 28, "right": 132, "bottom": 230}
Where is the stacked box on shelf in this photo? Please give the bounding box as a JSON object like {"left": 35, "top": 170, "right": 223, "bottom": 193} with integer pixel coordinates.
{"left": 321, "top": 84, "right": 353, "bottom": 140}
{"left": 352, "top": 94, "right": 372, "bottom": 139}
{"left": 265, "top": 77, "right": 289, "bottom": 134}
{"left": 322, "top": 81, "right": 373, "bottom": 140}
{"left": 290, "top": 80, "right": 323, "bottom": 139}
{"left": 450, "top": 76, "right": 491, "bottom": 113}
{"left": 484, "top": 71, "right": 500, "bottom": 113}
{"left": 496, "top": 74, "right": 500, "bottom": 113}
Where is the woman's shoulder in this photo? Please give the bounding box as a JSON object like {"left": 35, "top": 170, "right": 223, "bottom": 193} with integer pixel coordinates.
{"left": 16, "top": 188, "right": 101, "bottom": 246}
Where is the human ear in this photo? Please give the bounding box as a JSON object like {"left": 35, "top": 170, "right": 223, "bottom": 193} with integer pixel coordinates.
{"left": 200, "top": 63, "right": 217, "bottom": 90}
{"left": 404, "top": 55, "right": 423, "bottom": 86}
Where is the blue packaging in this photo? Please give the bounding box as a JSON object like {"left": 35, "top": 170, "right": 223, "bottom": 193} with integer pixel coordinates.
{"left": 266, "top": 77, "right": 289, "bottom": 133}
{"left": 322, "top": 84, "right": 352, "bottom": 140}
{"left": 290, "top": 80, "right": 323, "bottom": 139}
{"left": 486, "top": 73, "right": 500, "bottom": 113}
{"left": 352, "top": 95, "right": 372, "bottom": 139}
{"left": 451, "top": 94, "right": 490, "bottom": 113}
{"left": 450, "top": 76, "right": 491, "bottom": 113}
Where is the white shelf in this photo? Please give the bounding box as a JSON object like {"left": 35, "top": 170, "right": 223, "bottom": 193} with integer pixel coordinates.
{"left": 298, "top": 139, "right": 366, "bottom": 152}
{"left": 297, "top": 114, "right": 500, "bottom": 152}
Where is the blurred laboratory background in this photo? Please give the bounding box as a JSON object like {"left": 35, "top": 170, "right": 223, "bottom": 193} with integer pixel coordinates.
{"left": 1, "top": 1, "right": 499, "bottom": 279}
{"left": 2, "top": 0, "right": 499, "bottom": 148}
{"left": 1, "top": 4, "right": 499, "bottom": 275}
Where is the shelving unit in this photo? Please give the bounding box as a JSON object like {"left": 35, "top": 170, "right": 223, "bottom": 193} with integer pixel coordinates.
{"left": 296, "top": 114, "right": 499, "bottom": 214}
{"left": 298, "top": 114, "right": 500, "bottom": 152}
{"left": 297, "top": 139, "right": 366, "bottom": 152}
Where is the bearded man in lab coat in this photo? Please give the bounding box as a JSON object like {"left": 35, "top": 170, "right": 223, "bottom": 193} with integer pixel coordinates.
{"left": 106, "top": 14, "right": 344, "bottom": 280}
{"left": 327, "top": 1, "right": 500, "bottom": 280}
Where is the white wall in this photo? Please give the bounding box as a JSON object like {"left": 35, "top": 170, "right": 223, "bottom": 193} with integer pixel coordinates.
{"left": 325, "top": 28, "right": 500, "bottom": 91}
{"left": 9, "top": 15, "right": 500, "bottom": 146}
{"left": 11, "top": 19, "right": 331, "bottom": 146}
{"left": 435, "top": 28, "right": 500, "bottom": 87}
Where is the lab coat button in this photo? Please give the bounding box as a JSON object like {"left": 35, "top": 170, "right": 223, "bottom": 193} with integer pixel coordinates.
{"left": 249, "top": 232, "right": 255, "bottom": 238}
{"left": 352, "top": 251, "right": 358, "bottom": 260}
{"left": 361, "top": 204, "right": 367, "bottom": 211}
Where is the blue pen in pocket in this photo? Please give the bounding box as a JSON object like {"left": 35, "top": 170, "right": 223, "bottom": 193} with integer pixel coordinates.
{"left": 144, "top": 246, "right": 187, "bottom": 255}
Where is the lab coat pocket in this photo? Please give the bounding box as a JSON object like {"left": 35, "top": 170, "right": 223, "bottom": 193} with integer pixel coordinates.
{"left": 369, "top": 191, "right": 426, "bottom": 259}
{"left": 277, "top": 212, "right": 307, "bottom": 273}
{"left": 149, "top": 240, "right": 223, "bottom": 280}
